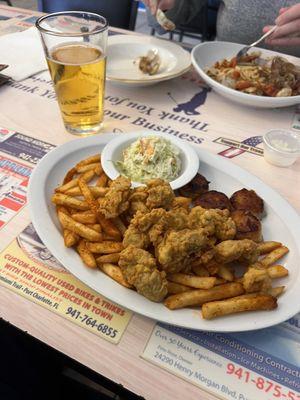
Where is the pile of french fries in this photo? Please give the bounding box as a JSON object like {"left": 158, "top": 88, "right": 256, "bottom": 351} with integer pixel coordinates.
{"left": 164, "top": 240, "right": 288, "bottom": 319}
{"left": 52, "top": 154, "right": 129, "bottom": 287}
{"left": 52, "top": 154, "right": 290, "bottom": 320}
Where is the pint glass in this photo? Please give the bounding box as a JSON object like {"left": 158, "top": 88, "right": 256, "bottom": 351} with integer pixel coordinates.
{"left": 36, "top": 11, "right": 108, "bottom": 135}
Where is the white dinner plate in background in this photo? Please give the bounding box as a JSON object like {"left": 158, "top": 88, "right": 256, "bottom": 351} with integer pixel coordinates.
{"left": 107, "top": 35, "right": 191, "bottom": 86}
{"left": 191, "top": 41, "right": 300, "bottom": 108}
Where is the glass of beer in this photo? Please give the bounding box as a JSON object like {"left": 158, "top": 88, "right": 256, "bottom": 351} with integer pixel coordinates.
{"left": 36, "top": 12, "right": 108, "bottom": 135}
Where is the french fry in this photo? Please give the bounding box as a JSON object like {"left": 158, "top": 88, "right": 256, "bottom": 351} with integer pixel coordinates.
{"left": 75, "top": 154, "right": 100, "bottom": 168}
{"left": 63, "top": 229, "right": 79, "bottom": 247}
{"left": 202, "top": 294, "right": 277, "bottom": 320}
{"left": 64, "top": 187, "right": 82, "bottom": 197}
{"left": 52, "top": 193, "right": 89, "bottom": 210}
{"left": 94, "top": 163, "right": 103, "bottom": 176}
{"left": 72, "top": 212, "right": 97, "bottom": 224}
{"left": 268, "top": 286, "right": 285, "bottom": 297}
{"left": 102, "top": 233, "right": 119, "bottom": 241}
{"left": 214, "top": 277, "right": 227, "bottom": 285}
{"left": 257, "top": 241, "right": 282, "bottom": 255}
{"left": 87, "top": 241, "right": 123, "bottom": 254}
{"left": 112, "top": 217, "right": 127, "bottom": 235}
{"left": 87, "top": 224, "right": 102, "bottom": 233}
{"left": 56, "top": 169, "right": 95, "bottom": 193}
{"left": 167, "top": 282, "right": 192, "bottom": 294}
{"left": 77, "top": 240, "right": 97, "bottom": 268}
{"left": 260, "top": 246, "right": 289, "bottom": 266}
{"left": 96, "top": 253, "right": 121, "bottom": 264}
{"left": 96, "top": 173, "right": 108, "bottom": 187}
{"left": 57, "top": 210, "right": 102, "bottom": 241}
{"left": 68, "top": 208, "right": 79, "bottom": 215}
{"left": 75, "top": 155, "right": 99, "bottom": 168}
{"left": 192, "top": 264, "right": 209, "bottom": 277}
{"left": 98, "top": 213, "right": 122, "bottom": 241}
{"left": 63, "top": 167, "right": 77, "bottom": 184}
{"left": 217, "top": 265, "right": 234, "bottom": 282}
{"left": 56, "top": 205, "right": 70, "bottom": 215}
{"left": 78, "top": 178, "right": 121, "bottom": 240}
{"left": 267, "top": 265, "right": 289, "bottom": 279}
{"left": 167, "top": 273, "right": 216, "bottom": 289}
{"left": 99, "top": 263, "right": 131, "bottom": 288}
{"left": 56, "top": 205, "right": 79, "bottom": 247}
{"left": 78, "top": 177, "right": 100, "bottom": 216}
{"left": 76, "top": 162, "right": 100, "bottom": 174}
{"left": 65, "top": 186, "right": 108, "bottom": 198}
{"left": 219, "top": 293, "right": 264, "bottom": 300}
{"left": 164, "top": 282, "right": 244, "bottom": 310}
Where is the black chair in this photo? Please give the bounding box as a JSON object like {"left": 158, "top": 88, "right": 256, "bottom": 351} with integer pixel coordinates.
{"left": 37, "top": 0, "right": 139, "bottom": 30}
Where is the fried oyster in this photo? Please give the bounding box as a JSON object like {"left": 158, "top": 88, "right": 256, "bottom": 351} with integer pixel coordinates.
{"left": 126, "top": 179, "right": 175, "bottom": 219}
{"left": 156, "top": 228, "right": 209, "bottom": 274}
{"left": 98, "top": 176, "right": 131, "bottom": 218}
{"left": 119, "top": 245, "right": 168, "bottom": 302}
{"left": 146, "top": 178, "right": 175, "bottom": 210}
{"left": 242, "top": 262, "right": 272, "bottom": 293}
{"left": 214, "top": 239, "right": 259, "bottom": 264}
{"left": 189, "top": 206, "right": 236, "bottom": 241}
{"left": 123, "top": 207, "right": 189, "bottom": 249}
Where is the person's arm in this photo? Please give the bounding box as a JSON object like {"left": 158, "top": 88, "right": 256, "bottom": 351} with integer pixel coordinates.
{"left": 142, "top": 0, "right": 207, "bottom": 28}
{"left": 142, "top": 0, "right": 175, "bottom": 14}
{"left": 263, "top": 4, "right": 300, "bottom": 46}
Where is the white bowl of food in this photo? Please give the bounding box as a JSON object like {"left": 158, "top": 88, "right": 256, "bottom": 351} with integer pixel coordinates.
{"left": 191, "top": 41, "right": 300, "bottom": 108}
{"left": 101, "top": 131, "right": 199, "bottom": 190}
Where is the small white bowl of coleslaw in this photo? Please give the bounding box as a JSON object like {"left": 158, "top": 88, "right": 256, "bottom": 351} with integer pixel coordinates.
{"left": 101, "top": 131, "right": 199, "bottom": 190}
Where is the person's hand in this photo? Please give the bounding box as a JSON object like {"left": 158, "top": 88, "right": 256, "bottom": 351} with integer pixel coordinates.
{"left": 141, "top": 0, "right": 175, "bottom": 15}
{"left": 263, "top": 4, "right": 300, "bottom": 46}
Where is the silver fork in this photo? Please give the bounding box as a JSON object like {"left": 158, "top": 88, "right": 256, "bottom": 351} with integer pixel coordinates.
{"left": 236, "top": 25, "right": 277, "bottom": 60}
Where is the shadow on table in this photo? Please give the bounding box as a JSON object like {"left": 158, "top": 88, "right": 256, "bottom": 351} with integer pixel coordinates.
{"left": 0, "top": 319, "right": 142, "bottom": 400}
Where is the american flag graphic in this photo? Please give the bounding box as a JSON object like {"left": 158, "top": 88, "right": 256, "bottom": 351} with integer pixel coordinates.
{"left": 218, "top": 136, "right": 263, "bottom": 158}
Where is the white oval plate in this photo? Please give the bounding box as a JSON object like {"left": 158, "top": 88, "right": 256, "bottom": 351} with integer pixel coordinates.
{"left": 101, "top": 131, "right": 199, "bottom": 190}
{"left": 191, "top": 41, "right": 300, "bottom": 108}
{"left": 28, "top": 134, "right": 300, "bottom": 332}
{"left": 107, "top": 34, "right": 191, "bottom": 86}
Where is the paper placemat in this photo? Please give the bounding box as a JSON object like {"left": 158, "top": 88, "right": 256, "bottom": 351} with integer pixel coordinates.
{"left": 0, "top": 222, "right": 132, "bottom": 343}
{"left": 142, "top": 322, "right": 300, "bottom": 400}
{"left": 0, "top": 127, "right": 55, "bottom": 229}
